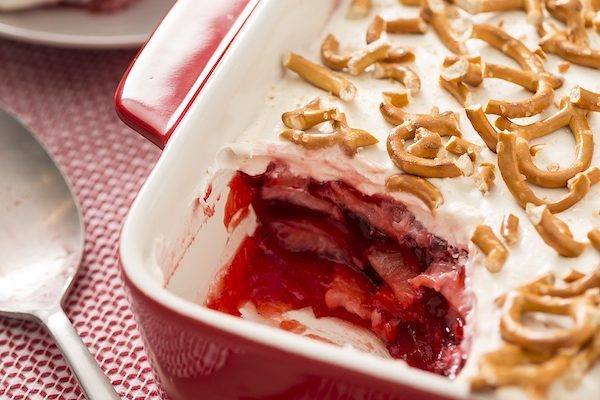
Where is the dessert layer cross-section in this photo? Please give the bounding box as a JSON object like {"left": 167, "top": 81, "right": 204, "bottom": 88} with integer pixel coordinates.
{"left": 189, "top": 1, "right": 599, "bottom": 399}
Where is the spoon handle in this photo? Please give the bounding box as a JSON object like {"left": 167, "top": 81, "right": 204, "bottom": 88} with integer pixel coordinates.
{"left": 43, "top": 308, "right": 121, "bottom": 400}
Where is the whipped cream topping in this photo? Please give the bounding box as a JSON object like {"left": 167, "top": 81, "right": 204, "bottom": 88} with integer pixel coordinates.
{"left": 205, "top": 0, "right": 599, "bottom": 398}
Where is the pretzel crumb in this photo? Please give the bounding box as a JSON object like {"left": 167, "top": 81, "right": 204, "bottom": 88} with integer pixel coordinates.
{"left": 500, "top": 213, "right": 519, "bottom": 244}
{"left": 471, "top": 224, "right": 509, "bottom": 272}
{"left": 475, "top": 162, "right": 496, "bottom": 193}
{"left": 347, "top": 0, "right": 371, "bottom": 20}
{"left": 366, "top": 15, "right": 386, "bottom": 44}
{"left": 382, "top": 91, "right": 410, "bottom": 108}
{"left": 558, "top": 61, "right": 572, "bottom": 73}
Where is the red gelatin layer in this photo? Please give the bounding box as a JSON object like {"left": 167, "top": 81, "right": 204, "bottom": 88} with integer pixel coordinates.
{"left": 206, "top": 162, "right": 470, "bottom": 377}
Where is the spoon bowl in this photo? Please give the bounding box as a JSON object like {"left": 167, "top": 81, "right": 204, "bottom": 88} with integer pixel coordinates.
{"left": 0, "top": 108, "right": 120, "bottom": 399}
{"left": 0, "top": 108, "right": 83, "bottom": 318}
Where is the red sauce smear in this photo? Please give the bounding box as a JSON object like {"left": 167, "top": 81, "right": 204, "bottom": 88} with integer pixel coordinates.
{"left": 207, "top": 162, "right": 469, "bottom": 377}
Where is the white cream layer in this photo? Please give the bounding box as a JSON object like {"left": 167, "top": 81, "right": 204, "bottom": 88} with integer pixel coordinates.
{"left": 209, "top": 0, "right": 600, "bottom": 399}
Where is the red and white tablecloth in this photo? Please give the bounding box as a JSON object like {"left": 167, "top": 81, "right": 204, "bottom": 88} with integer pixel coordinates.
{"left": 0, "top": 39, "right": 165, "bottom": 399}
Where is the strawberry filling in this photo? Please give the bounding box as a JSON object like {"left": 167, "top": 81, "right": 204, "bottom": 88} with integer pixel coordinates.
{"left": 207, "top": 162, "right": 469, "bottom": 377}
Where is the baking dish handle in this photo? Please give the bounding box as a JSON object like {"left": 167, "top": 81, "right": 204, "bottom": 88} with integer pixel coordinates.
{"left": 115, "top": 0, "right": 258, "bottom": 149}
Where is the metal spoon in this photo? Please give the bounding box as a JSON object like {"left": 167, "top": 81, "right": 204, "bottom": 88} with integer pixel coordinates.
{"left": 0, "top": 108, "right": 120, "bottom": 400}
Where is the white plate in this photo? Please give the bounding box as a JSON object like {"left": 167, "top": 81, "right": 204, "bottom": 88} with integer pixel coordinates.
{"left": 0, "top": 0, "right": 175, "bottom": 49}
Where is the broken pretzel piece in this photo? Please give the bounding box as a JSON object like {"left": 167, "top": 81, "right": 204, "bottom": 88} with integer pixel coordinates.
{"left": 421, "top": 0, "right": 468, "bottom": 54}
{"left": 384, "top": 45, "right": 417, "bottom": 64}
{"left": 501, "top": 213, "right": 519, "bottom": 244}
{"left": 526, "top": 203, "right": 587, "bottom": 257}
{"left": 386, "top": 174, "right": 444, "bottom": 211}
{"left": 321, "top": 34, "right": 351, "bottom": 71}
{"left": 465, "top": 104, "right": 499, "bottom": 152}
{"left": 443, "top": 55, "right": 483, "bottom": 87}
{"left": 484, "top": 63, "right": 563, "bottom": 92}
{"left": 570, "top": 85, "right": 600, "bottom": 111}
{"left": 495, "top": 99, "right": 573, "bottom": 141}
{"left": 347, "top": 0, "right": 371, "bottom": 20}
{"left": 445, "top": 136, "right": 480, "bottom": 160}
{"left": 374, "top": 62, "right": 421, "bottom": 95}
{"left": 545, "top": 0, "right": 596, "bottom": 28}
{"left": 453, "top": 0, "right": 543, "bottom": 25}
{"left": 407, "top": 127, "right": 443, "bottom": 159}
{"left": 554, "top": 0, "right": 590, "bottom": 47}
{"left": 281, "top": 98, "right": 337, "bottom": 130}
{"left": 347, "top": 40, "right": 391, "bottom": 76}
{"left": 540, "top": 21, "right": 600, "bottom": 70}
{"left": 382, "top": 91, "right": 410, "bottom": 108}
{"left": 471, "top": 224, "right": 509, "bottom": 272}
{"left": 386, "top": 16, "right": 428, "bottom": 34}
{"left": 280, "top": 103, "right": 377, "bottom": 157}
{"left": 380, "top": 102, "right": 463, "bottom": 138}
{"left": 474, "top": 162, "right": 496, "bottom": 193}
{"left": 366, "top": 15, "right": 386, "bottom": 44}
{"left": 283, "top": 52, "right": 357, "bottom": 101}
{"left": 440, "top": 76, "right": 470, "bottom": 106}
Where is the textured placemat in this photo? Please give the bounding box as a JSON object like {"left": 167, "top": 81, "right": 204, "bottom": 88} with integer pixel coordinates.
{"left": 0, "top": 39, "right": 164, "bottom": 399}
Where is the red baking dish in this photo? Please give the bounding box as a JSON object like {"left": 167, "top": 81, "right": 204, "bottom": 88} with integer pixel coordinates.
{"left": 115, "top": 0, "right": 472, "bottom": 398}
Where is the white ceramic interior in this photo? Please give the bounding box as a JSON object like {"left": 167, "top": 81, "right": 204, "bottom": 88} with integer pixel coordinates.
{"left": 120, "top": 0, "right": 469, "bottom": 397}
